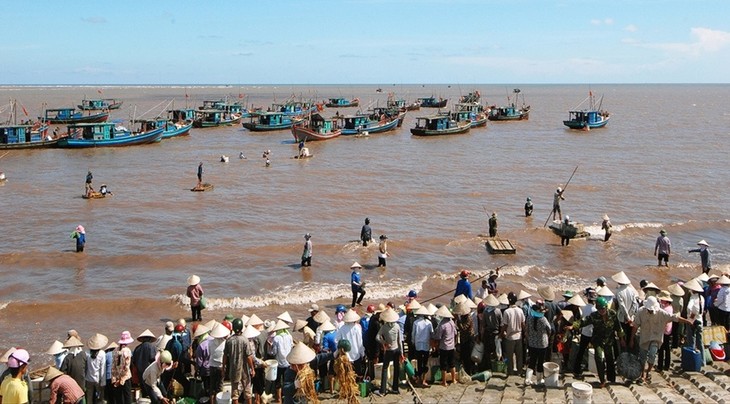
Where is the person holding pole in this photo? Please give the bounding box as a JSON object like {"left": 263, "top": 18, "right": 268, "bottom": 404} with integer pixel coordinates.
{"left": 551, "top": 187, "right": 565, "bottom": 221}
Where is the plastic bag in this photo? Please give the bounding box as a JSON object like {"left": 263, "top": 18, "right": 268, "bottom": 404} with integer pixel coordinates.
{"left": 471, "top": 342, "right": 484, "bottom": 363}
{"left": 458, "top": 368, "right": 475, "bottom": 384}
{"left": 199, "top": 296, "right": 207, "bottom": 310}
{"left": 494, "top": 336, "right": 503, "bottom": 359}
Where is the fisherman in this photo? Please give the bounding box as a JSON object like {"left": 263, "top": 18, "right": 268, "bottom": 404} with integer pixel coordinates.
{"left": 377, "top": 235, "right": 389, "bottom": 267}
{"left": 560, "top": 215, "right": 571, "bottom": 246}
{"left": 99, "top": 184, "right": 112, "bottom": 196}
{"left": 71, "top": 225, "right": 86, "bottom": 253}
{"left": 524, "top": 197, "right": 533, "bottom": 217}
{"left": 688, "top": 240, "right": 712, "bottom": 274}
{"left": 654, "top": 229, "right": 671, "bottom": 267}
{"left": 552, "top": 187, "right": 565, "bottom": 221}
{"left": 488, "top": 212, "right": 498, "bottom": 237}
{"left": 300, "top": 233, "right": 312, "bottom": 267}
{"left": 454, "top": 270, "right": 473, "bottom": 300}
{"left": 602, "top": 214, "right": 612, "bottom": 242}
{"left": 197, "top": 162, "right": 203, "bottom": 186}
{"left": 85, "top": 170, "right": 93, "bottom": 196}
{"left": 360, "top": 218, "right": 372, "bottom": 247}
{"left": 350, "top": 262, "right": 366, "bottom": 307}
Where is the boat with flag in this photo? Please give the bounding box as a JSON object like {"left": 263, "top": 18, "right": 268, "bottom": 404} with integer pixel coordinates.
{"left": 0, "top": 100, "right": 55, "bottom": 149}
{"left": 43, "top": 107, "right": 109, "bottom": 124}
{"left": 193, "top": 99, "right": 244, "bottom": 128}
{"left": 57, "top": 122, "right": 163, "bottom": 148}
{"left": 488, "top": 88, "right": 530, "bottom": 121}
{"left": 325, "top": 97, "right": 359, "bottom": 108}
{"left": 243, "top": 111, "right": 304, "bottom": 132}
{"left": 563, "top": 91, "right": 610, "bottom": 130}
{"left": 338, "top": 111, "right": 399, "bottom": 135}
{"left": 291, "top": 113, "right": 341, "bottom": 141}
{"left": 410, "top": 115, "right": 471, "bottom": 136}
{"left": 417, "top": 96, "right": 448, "bottom": 108}
{"left": 78, "top": 98, "right": 123, "bottom": 111}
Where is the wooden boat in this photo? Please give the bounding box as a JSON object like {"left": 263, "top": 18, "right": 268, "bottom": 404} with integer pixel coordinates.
{"left": 163, "top": 108, "right": 195, "bottom": 139}
{"left": 193, "top": 109, "right": 242, "bottom": 128}
{"left": 82, "top": 191, "right": 106, "bottom": 199}
{"left": 78, "top": 98, "right": 123, "bottom": 111}
{"left": 256, "top": 99, "right": 318, "bottom": 117}
{"left": 459, "top": 90, "right": 482, "bottom": 104}
{"left": 370, "top": 106, "right": 407, "bottom": 127}
{"left": 191, "top": 183, "right": 214, "bottom": 192}
{"left": 417, "top": 96, "right": 448, "bottom": 108}
{"left": 488, "top": 89, "right": 530, "bottom": 121}
{"left": 563, "top": 92, "right": 610, "bottom": 130}
{"left": 57, "top": 122, "right": 163, "bottom": 148}
{"left": 136, "top": 118, "right": 192, "bottom": 140}
{"left": 43, "top": 108, "right": 109, "bottom": 124}
{"left": 325, "top": 97, "right": 359, "bottom": 108}
{"left": 410, "top": 115, "right": 471, "bottom": 136}
{"left": 549, "top": 220, "right": 590, "bottom": 239}
{"left": 1, "top": 101, "right": 56, "bottom": 149}
{"left": 242, "top": 112, "right": 303, "bottom": 132}
{"left": 291, "top": 113, "right": 341, "bottom": 142}
{"left": 339, "top": 112, "right": 399, "bottom": 135}
{"left": 451, "top": 103, "right": 488, "bottom": 128}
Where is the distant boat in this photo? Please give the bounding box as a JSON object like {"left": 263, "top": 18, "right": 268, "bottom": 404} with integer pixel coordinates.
{"left": 43, "top": 108, "right": 109, "bottom": 124}
{"left": 242, "top": 112, "right": 304, "bottom": 132}
{"left": 417, "top": 96, "right": 448, "bottom": 108}
{"left": 339, "top": 111, "right": 399, "bottom": 135}
{"left": 291, "top": 113, "right": 342, "bottom": 141}
{"left": 1, "top": 100, "right": 56, "bottom": 149}
{"left": 57, "top": 122, "right": 163, "bottom": 148}
{"left": 450, "top": 101, "right": 488, "bottom": 128}
{"left": 410, "top": 115, "right": 471, "bottom": 136}
{"left": 136, "top": 117, "right": 192, "bottom": 140}
{"left": 78, "top": 98, "right": 123, "bottom": 111}
{"left": 325, "top": 97, "right": 359, "bottom": 108}
{"left": 488, "top": 88, "right": 530, "bottom": 121}
{"left": 563, "top": 92, "right": 610, "bottom": 130}
{"left": 257, "top": 99, "right": 318, "bottom": 117}
{"left": 193, "top": 99, "right": 246, "bottom": 127}
{"left": 459, "top": 90, "right": 482, "bottom": 104}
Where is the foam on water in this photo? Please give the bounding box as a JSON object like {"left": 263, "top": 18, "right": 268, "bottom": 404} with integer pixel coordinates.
{"left": 0, "top": 301, "right": 9, "bottom": 311}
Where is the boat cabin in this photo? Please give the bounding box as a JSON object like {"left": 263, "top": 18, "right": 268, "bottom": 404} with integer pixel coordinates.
{"left": 135, "top": 119, "right": 167, "bottom": 133}
{"left": 67, "top": 123, "right": 126, "bottom": 141}
{"left": 414, "top": 115, "right": 453, "bottom": 130}
{"left": 79, "top": 99, "right": 107, "bottom": 110}
{"left": 308, "top": 113, "right": 337, "bottom": 134}
{"left": 0, "top": 125, "right": 41, "bottom": 145}
{"left": 568, "top": 110, "right": 603, "bottom": 125}
{"left": 342, "top": 115, "right": 371, "bottom": 130}
{"left": 44, "top": 108, "right": 81, "bottom": 121}
{"left": 449, "top": 110, "right": 473, "bottom": 123}
{"left": 327, "top": 98, "right": 349, "bottom": 106}
{"left": 169, "top": 108, "right": 196, "bottom": 123}
{"left": 387, "top": 98, "right": 406, "bottom": 109}
{"left": 257, "top": 112, "right": 289, "bottom": 126}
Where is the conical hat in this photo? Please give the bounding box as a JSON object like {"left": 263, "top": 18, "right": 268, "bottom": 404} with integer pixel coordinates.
{"left": 483, "top": 294, "right": 500, "bottom": 307}
{"left": 716, "top": 275, "right": 730, "bottom": 285}
{"left": 517, "top": 290, "right": 532, "bottom": 300}
{"left": 350, "top": 262, "right": 362, "bottom": 269}
{"left": 137, "top": 329, "right": 156, "bottom": 341}
{"left": 697, "top": 240, "right": 709, "bottom": 246}
{"left": 465, "top": 298, "right": 478, "bottom": 309}
{"left": 407, "top": 300, "right": 421, "bottom": 311}
{"left": 684, "top": 279, "right": 704, "bottom": 293}
{"left": 187, "top": 275, "right": 200, "bottom": 286}
{"left": 204, "top": 320, "right": 218, "bottom": 330}
{"left": 246, "top": 314, "right": 264, "bottom": 327}
{"left": 642, "top": 282, "right": 660, "bottom": 291}
{"left": 611, "top": 271, "right": 631, "bottom": 285}
{"left": 567, "top": 294, "right": 587, "bottom": 307}
{"left": 452, "top": 301, "right": 471, "bottom": 316}
{"left": 318, "top": 320, "right": 336, "bottom": 332}
{"left": 240, "top": 315, "right": 250, "bottom": 326}
{"left": 294, "top": 319, "right": 307, "bottom": 332}
{"left": 87, "top": 333, "right": 109, "bottom": 350}
{"left": 243, "top": 325, "right": 261, "bottom": 339}
{"left": 273, "top": 319, "right": 290, "bottom": 331}
{"left": 434, "top": 305, "right": 453, "bottom": 319}
{"left": 537, "top": 286, "right": 555, "bottom": 301}
{"left": 596, "top": 286, "right": 614, "bottom": 297}
{"left": 63, "top": 336, "right": 83, "bottom": 348}
{"left": 343, "top": 309, "right": 360, "bottom": 323}
{"left": 193, "top": 324, "right": 210, "bottom": 339}
{"left": 453, "top": 294, "right": 467, "bottom": 304}
{"left": 313, "top": 310, "right": 330, "bottom": 324}
{"left": 497, "top": 293, "right": 509, "bottom": 306}
{"left": 46, "top": 341, "right": 65, "bottom": 355}
{"left": 105, "top": 342, "right": 118, "bottom": 351}
{"left": 426, "top": 303, "right": 438, "bottom": 315}
{"left": 560, "top": 310, "right": 574, "bottom": 322}
{"left": 209, "top": 323, "right": 231, "bottom": 339}
{"left": 414, "top": 306, "right": 431, "bottom": 316}
{"left": 380, "top": 308, "right": 400, "bottom": 322}
{"left": 302, "top": 326, "right": 315, "bottom": 340}
{"left": 696, "top": 273, "right": 710, "bottom": 282}
{"left": 657, "top": 291, "right": 673, "bottom": 302}
{"left": 277, "top": 311, "right": 293, "bottom": 324}
{"left": 44, "top": 367, "right": 65, "bottom": 382}
{"left": 286, "top": 342, "right": 316, "bottom": 365}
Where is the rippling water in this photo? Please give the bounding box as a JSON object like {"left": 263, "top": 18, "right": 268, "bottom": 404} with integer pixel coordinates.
{"left": 1, "top": 84, "right": 729, "bottom": 356}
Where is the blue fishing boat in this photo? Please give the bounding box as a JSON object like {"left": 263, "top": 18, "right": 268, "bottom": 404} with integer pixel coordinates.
{"left": 136, "top": 118, "right": 192, "bottom": 140}
{"left": 451, "top": 102, "right": 488, "bottom": 128}
{"left": 43, "top": 108, "right": 109, "bottom": 124}
{"left": 417, "top": 96, "right": 448, "bottom": 108}
{"left": 459, "top": 90, "right": 482, "bottom": 104}
{"left": 563, "top": 92, "right": 610, "bottom": 130}
{"left": 410, "top": 115, "right": 471, "bottom": 136}
{"left": 57, "top": 122, "right": 163, "bottom": 148}
{"left": 242, "top": 112, "right": 304, "bottom": 132}
{"left": 339, "top": 112, "right": 399, "bottom": 135}
{"left": 0, "top": 124, "right": 55, "bottom": 149}
{"left": 260, "top": 99, "right": 319, "bottom": 117}
{"left": 78, "top": 98, "right": 123, "bottom": 111}
{"left": 488, "top": 88, "right": 530, "bottom": 121}
{"left": 370, "top": 106, "right": 407, "bottom": 127}
{"left": 325, "top": 97, "right": 359, "bottom": 108}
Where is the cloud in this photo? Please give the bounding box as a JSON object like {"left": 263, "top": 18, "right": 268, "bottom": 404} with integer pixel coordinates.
{"left": 232, "top": 51, "right": 254, "bottom": 57}
{"left": 638, "top": 27, "right": 730, "bottom": 56}
{"left": 81, "top": 16, "right": 107, "bottom": 24}
{"left": 624, "top": 24, "right": 638, "bottom": 33}
{"left": 591, "top": 18, "right": 613, "bottom": 26}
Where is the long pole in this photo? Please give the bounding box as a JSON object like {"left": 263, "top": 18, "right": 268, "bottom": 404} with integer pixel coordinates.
{"left": 421, "top": 264, "right": 508, "bottom": 304}
{"left": 543, "top": 165, "right": 579, "bottom": 228}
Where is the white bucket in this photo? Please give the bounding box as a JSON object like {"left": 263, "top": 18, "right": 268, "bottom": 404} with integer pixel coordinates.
{"left": 216, "top": 391, "right": 232, "bottom": 404}
{"left": 372, "top": 363, "right": 393, "bottom": 387}
{"left": 588, "top": 348, "right": 598, "bottom": 374}
{"left": 543, "top": 362, "right": 560, "bottom": 387}
{"left": 137, "top": 399, "right": 151, "bottom": 404}
{"left": 572, "top": 381, "right": 593, "bottom": 404}
{"left": 265, "top": 359, "right": 279, "bottom": 381}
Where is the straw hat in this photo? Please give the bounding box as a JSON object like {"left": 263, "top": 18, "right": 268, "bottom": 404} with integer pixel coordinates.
{"left": 697, "top": 240, "right": 709, "bottom": 246}
{"left": 192, "top": 324, "right": 210, "bottom": 339}
{"left": 0, "top": 348, "right": 16, "bottom": 363}
{"left": 611, "top": 271, "right": 631, "bottom": 285}
{"left": 642, "top": 282, "right": 660, "bottom": 291}
{"left": 537, "top": 286, "right": 555, "bottom": 301}
{"left": 63, "top": 336, "right": 83, "bottom": 349}
{"left": 277, "top": 311, "right": 293, "bottom": 324}
{"left": 497, "top": 293, "right": 509, "bottom": 306}
{"left": 380, "top": 308, "right": 400, "bottom": 322}
{"left": 483, "top": 294, "right": 500, "bottom": 307}
{"left": 105, "top": 342, "right": 118, "bottom": 351}
{"left": 343, "top": 309, "right": 360, "bottom": 323}
{"left": 414, "top": 306, "right": 431, "bottom": 316}
{"left": 350, "top": 262, "right": 362, "bottom": 269}
{"left": 560, "top": 310, "right": 574, "bottom": 322}
{"left": 464, "top": 298, "right": 478, "bottom": 309}
{"left": 209, "top": 323, "right": 231, "bottom": 339}
{"left": 667, "top": 283, "right": 685, "bottom": 297}
{"left": 434, "top": 305, "right": 454, "bottom": 319}
{"left": 240, "top": 315, "right": 250, "bottom": 326}
{"left": 308, "top": 304, "right": 320, "bottom": 313}
{"left": 596, "top": 286, "right": 615, "bottom": 297}
{"left": 286, "top": 342, "right": 316, "bottom": 365}
{"left": 294, "top": 320, "right": 307, "bottom": 332}
{"left": 43, "top": 367, "right": 65, "bottom": 383}
{"left": 117, "top": 331, "right": 134, "bottom": 345}
{"left": 696, "top": 273, "right": 710, "bottom": 283}
{"left": 716, "top": 275, "right": 730, "bottom": 285}
{"left": 453, "top": 294, "right": 467, "bottom": 304}
{"left": 517, "top": 290, "right": 532, "bottom": 300}
{"left": 318, "top": 320, "right": 336, "bottom": 333}
{"left": 187, "top": 275, "right": 200, "bottom": 286}
{"left": 407, "top": 300, "right": 421, "bottom": 311}
{"left": 243, "top": 325, "right": 261, "bottom": 339}
{"left": 246, "top": 314, "right": 264, "bottom": 327}
{"left": 603, "top": 214, "right": 610, "bottom": 221}
{"left": 204, "top": 320, "right": 218, "bottom": 330}
{"left": 87, "top": 333, "right": 109, "bottom": 350}
{"left": 273, "top": 319, "right": 290, "bottom": 332}
{"left": 567, "top": 294, "right": 587, "bottom": 307}
{"left": 426, "top": 303, "right": 438, "bottom": 315}
{"left": 684, "top": 279, "right": 704, "bottom": 293}
{"left": 452, "top": 301, "right": 471, "bottom": 316}
{"left": 46, "top": 341, "right": 65, "bottom": 355}
{"left": 313, "top": 310, "right": 330, "bottom": 324}
{"left": 136, "top": 329, "right": 156, "bottom": 341}
{"left": 657, "top": 291, "right": 673, "bottom": 302}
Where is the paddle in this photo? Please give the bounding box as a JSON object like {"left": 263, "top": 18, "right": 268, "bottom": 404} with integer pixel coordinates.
{"left": 543, "top": 165, "right": 578, "bottom": 228}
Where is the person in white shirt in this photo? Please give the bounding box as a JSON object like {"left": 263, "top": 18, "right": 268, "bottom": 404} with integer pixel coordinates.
{"left": 475, "top": 280, "right": 489, "bottom": 300}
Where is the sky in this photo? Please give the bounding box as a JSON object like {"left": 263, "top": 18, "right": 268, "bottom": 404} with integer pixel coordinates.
{"left": 2, "top": 0, "right": 729, "bottom": 84}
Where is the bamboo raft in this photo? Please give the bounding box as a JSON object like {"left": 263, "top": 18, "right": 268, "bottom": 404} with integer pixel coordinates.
{"left": 485, "top": 238, "right": 516, "bottom": 254}
{"left": 191, "top": 183, "right": 214, "bottom": 192}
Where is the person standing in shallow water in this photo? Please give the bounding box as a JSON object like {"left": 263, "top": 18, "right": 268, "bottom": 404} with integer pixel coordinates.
{"left": 601, "top": 214, "right": 613, "bottom": 242}
{"left": 654, "top": 229, "right": 671, "bottom": 267}
{"left": 350, "top": 262, "right": 366, "bottom": 307}
{"left": 301, "top": 233, "right": 312, "bottom": 267}
{"left": 688, "top": 240, "right": 712, "bottom": 274}
{"left": 360, "top": 218, "right": 372, "bottom": 247}
{"left": 186, "top": 275, "right": 204, "bottom": 322}
{"left": 524, "top": 197, "right": 533, "bottom": 217}
{"left": 71, "top": 225, "right": 86, "bottom": 252}
{"left": 377, "top": 235, "right": 389, "bottom": 267}
{"left": 488, "top": 212, "right": 498, "bottom": 237}
{"left": 197, "top": 162, "right": 203, "bottom": 186}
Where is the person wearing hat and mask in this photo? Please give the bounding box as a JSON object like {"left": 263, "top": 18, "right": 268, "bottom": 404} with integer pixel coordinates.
{"left": 552, "top": 187, "right": 565, "bottom": 221}
{"left": 454, "top": 270, "right": 473, "bottom": 301}
{"left": 142, "top": 350, "right": 174, "bottom": 404}
{"left": 207, "top": 323, "right": 230, "bottom": 404}
{"left": 524, "top": 197, "right": 533, "bottom": 217}
{"left": 71, "top": 225, "right": 86, "bottom": 253}
{"left": 85, "top": 334, "right": 108, "bottom": 404}
{"left": 45, "top": 366, "right": 85, "bottom": 404}
{"left": 193, "top": 324, "right": 212, "bottom": 398}
{"left": 132, "top": 330, "right": 157, "bottom": 398}
{"left": 111, "top": 331, "right": 134, "bottom": 404}
{"left": 612, "top": 271, "right": 638, "bottom": 348}
{"left": 0, "top": 349, "right": 30, "bottom": 404}
{"left": 186, "top": 275, "right": 204, "bottom": 322}
{"left": 524, "top": 300, "right": 552, "bottom": 386}
{"left": 334, "top": 310, "right": 365, "bottom": 376}
{"left": 223, "top": 318, "right": 255, "bottom": 403}
{"left": 572, "top": 296, "right": 624, "bottom": 388}
{"left": 47, "top": 341, "right": 68, "bottom": 370}
{"left": 60, "top": 336, "right": 87, "bottom": 394}
{"left": 433, "top": 305, "right": 458, "bottom": 386}
{"left": 654, "top": 229, "right": 671, "bottom": 267}
{"left": 656, "top": 292, "right": 675, "bottom": 371}
{"left": 268, "top": 320, "right": 293, "bottom": 403}
{"left": 411, "top": 306, "right": 434, "bottom": 387}
{"left": 377, "top": 235, "right": 389, "bottom": 267}
{"left": 375, "top": 308, "right": 405, "bottom": 395}
{"left": 281, "top": 342, "right": 335, "bottom": 404}
{"left": 601, "top": 214, "right": 613, "bottom": 242}
{"left": 488, "top": 212, "right": 498, "bottom": 238}
{"left": 500, "top": 292, "right": 525, "bottom": 377}
{"left": 350, "top": 262, "right": 366, "bottom": 308}
{"left": 689, "top": 240, "right": 712, "bottom": 274}
{"left": 360, "top": 217, "right": 372, "bottom": 247}
{"left": 300, "top": 233, "right": 312, "bottom": 267}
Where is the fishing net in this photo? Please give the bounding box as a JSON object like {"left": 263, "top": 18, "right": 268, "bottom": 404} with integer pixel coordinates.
{"left": 294, "top": 366, "right": 319, "bottom": 404}
{"left": 333, "top": 351, "right": 359, "bottom": 404}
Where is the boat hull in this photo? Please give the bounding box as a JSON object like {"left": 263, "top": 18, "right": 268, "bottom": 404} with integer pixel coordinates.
{"left": 161, "top": 123, "right": 192, "bottom": 139}
{"left": 242, "top": 121, "right": 300, "bottom": 132}
{"left": 470, "top": 117, "right": 488, "bottom": 127}
{"left": 193, "top": 116, "right": 242, "bottom": 128}
{"left": 291, "top": 126, "right": 341, "bottom": 142}
{"left": 563, "top": 116, "right": 610, "bottom": 129}
{"left": 341, "top": 118, "right": 399, "bottom": 135}
{"left": 47, "top": 112, "right": 109, "bottom": 124}
{"left": 488, "top": 112, "right": 529, "bottom": 121}
{"left": 0, "top": 138, "right": 59, "bottom": 150}
{"left": 410, "top": 124, "right": 470, "bottom": 136}
{"left": 57, "top": 128, "right": 163, "bottom": 148}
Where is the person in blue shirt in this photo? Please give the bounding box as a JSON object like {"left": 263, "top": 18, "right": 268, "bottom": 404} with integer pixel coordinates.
{"left": 454, "top": 270, "right": 473, "bottom": 300}
{"left": 350, "top": 262, "right": 366, "bottom": 307}
{"left": 71, "top": 225, "right": 86, "bottom": 252}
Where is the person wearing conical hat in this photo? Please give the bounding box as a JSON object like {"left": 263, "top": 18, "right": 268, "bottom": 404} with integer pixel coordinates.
{"left": 411, "top": 306, "right": 434, "bottom": 387}
{"left": 186, "top": 274, "right": 204, "bottom": 322}
{"left": 572, "top": 296, "right": 624, "bottom": 388}
{"left": 688, "top": 240, "right": 712, "bottom": 274}
{"left": 46, "top": 366, "right": 85, "bottom": 404}
{"left": 601, "top": 214, "right": 613, "bottom": 242}
{"left": 350, "top": 262, "right": 366, "bottom": 308}
{"left": 454, "top": 300, "right": 477, "bottom": 375}
{"left": 656, "top": 292, "right": 675, "bottom": 372}
{"left": 60, "top": 336, "right": 87, "bottom": 394}
{"left": 111, "top": 331, "right": 134, "bottom": 404}
{"left": 572, "top": 289, "right": 597, "bottom": 377}
{"left": 654, "top": 229, "right": 671, "bottom": 267}
{"left": 47, "top": 340, "right": 68, "bottom": 369}
{"left": 612, "top": 271, "right": 638, "bottom": 347}
{"left": 375, "top": 308, "right": 405, "bottom": 395}
{"left": 85, "top": 333, "right": 109, "bottom": 404}
{"left": 500, "top": 292, "right": 525, "bottom": 377}
{"left": 282, "top": 342, "right": 335, "bottom": 404}
{"left": 479, "top": 294, "right": 502, "bottom": 371}
{"left": 334, "top": 309, "right": 365, "bottom": 375}
{"left": 268, "top": 320, "right": 293, "bottom": 403}
{"left": 683, "top": 278, "right": 707, "bottom": 361}
{"left": 132, "top": 330, "right": 157, "bottom": 399}
{"left": 715, "top": 275, "right": 730, "bottom": 335}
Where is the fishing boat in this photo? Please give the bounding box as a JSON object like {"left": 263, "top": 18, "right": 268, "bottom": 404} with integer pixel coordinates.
{"left": 0, "top": 101, "right": 56, "bottom": 149}
{"left": 43, "top": 108, "right": 109, "bottom": 124}
{"left": 136, "top": 117, "right": 192, "bottom": 140}
{"left": 450, "top": 103, "right": 488, "bottom": 128}
{"left": 325, "top": 97, "right": 359, "bottom": 108}
{"left": 417, "top": 96, "right": 448, "bottom": 108}
{"left": 291, "top": 113, "right": 341, "bottom": 142}
{"left": 459, "top": 90, "right": 482, "bottom": 104}
{"left": 563, "top": 92, "right": 610, "bottom": 130}
{"left": 488, "top": 89, "right": 530, "bottom": 121}
{"left": 193, "top": 109, "right": 242, "bottom": 128}
{"left": 242, "top": 112, "right": 304, "bottom": 132}
{"left": 258, "top": 98, "right": 319, "bottom": 117}
{"left": 339, "top": 112, "right": 399, "bottom": 135}
{"left": 78, "top": 98, "right": 123, "bottom": 111}
{"left": 549, "top": 220, "right": 590, "bottom": 239}
{"left": 370, "top": 106, "right": 407, "bottom": 127}
{"left": 410, "top": 115, "right": 471, "bottom": 136}
{"left": 57, "top": 122, "right": 163, "bottom": 148}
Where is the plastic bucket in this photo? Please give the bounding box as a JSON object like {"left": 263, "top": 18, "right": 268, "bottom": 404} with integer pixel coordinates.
{"left": 137, "top": 399, "right": 151, "bottom": 404}
{"left": 572, "top": 381, "right": 593, "bottom": 404}
{"left": 265, "top": 359, "right": 279, "bottom": 381}
{"left": 215, "top": 391, "right": 231, "bottom": 404}
{"left": 543, "top": 362, "right": 560, "bottom": 387}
